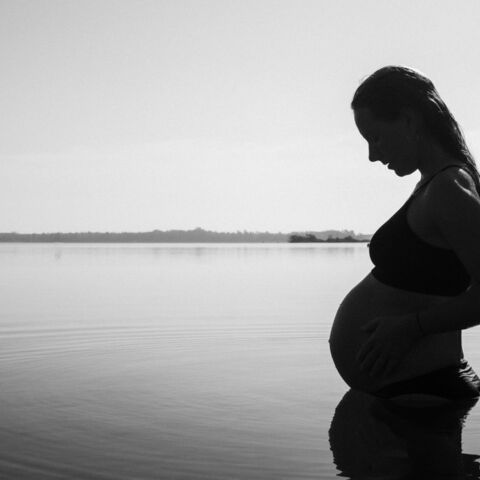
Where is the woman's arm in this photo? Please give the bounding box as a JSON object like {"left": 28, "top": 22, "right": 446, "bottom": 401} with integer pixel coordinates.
{"left": 418, "top": 167, "right": 480, "bottom": 334}
{"left": 417, "top": 283, "right": 480, "bottom": 334}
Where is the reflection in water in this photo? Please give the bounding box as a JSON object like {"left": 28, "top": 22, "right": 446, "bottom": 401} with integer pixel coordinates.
{"left": 329, "top": 389, "right": 480, "bottom": 479}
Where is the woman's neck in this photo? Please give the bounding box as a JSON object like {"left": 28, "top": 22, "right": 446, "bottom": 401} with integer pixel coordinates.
{"left": 417, "top": 142, "right": 463, "bottom": 181}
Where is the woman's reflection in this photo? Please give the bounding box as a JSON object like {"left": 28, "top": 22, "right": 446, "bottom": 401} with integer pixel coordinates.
{"left": 329, "top": 389, "right": 480, "bottom": 479}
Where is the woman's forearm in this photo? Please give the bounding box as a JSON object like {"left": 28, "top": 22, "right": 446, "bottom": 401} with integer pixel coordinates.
{"left": 418, "top": 282, "right": 480, "bottom": 335}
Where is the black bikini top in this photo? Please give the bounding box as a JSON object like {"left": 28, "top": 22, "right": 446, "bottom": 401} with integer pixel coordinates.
{"left": 369, "top": 165, "right": 471, "bottom": 296}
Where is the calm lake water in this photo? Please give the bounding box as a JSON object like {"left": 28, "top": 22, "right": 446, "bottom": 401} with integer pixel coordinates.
{"left": 1, "top": 243, "right": 480, "bottom": 479}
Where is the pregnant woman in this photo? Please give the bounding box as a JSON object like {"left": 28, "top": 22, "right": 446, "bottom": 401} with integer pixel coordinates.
{"left": 330, "top": 66, "right": 480, "bottom": 400}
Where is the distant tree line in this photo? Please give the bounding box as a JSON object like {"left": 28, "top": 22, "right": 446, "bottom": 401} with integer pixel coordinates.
{"left": 0, "top": 227, "right": 371, "bottom": 243}
{"left": 0, "top": 228, "right": 286, "bottom": 243}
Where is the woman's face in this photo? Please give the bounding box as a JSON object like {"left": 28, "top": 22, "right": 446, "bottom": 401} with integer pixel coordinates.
{"left": 354, "top": 107, "right": 418, "bottom": 176}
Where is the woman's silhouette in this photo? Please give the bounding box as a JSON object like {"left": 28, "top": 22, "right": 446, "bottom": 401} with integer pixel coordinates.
{"left": 330, "top": 66, "right": 480, "bottom": 401}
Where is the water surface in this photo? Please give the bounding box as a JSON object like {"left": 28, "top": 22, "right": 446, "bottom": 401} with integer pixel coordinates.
{"left": 1, "top": 243, "right": 479, "bottom": 479}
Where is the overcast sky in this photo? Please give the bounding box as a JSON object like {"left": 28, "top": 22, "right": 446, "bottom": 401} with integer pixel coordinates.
{"left": 2, "top": 0, "right": 480, "bottom": 233}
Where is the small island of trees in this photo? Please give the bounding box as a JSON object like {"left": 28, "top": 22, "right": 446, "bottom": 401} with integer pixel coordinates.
{"left": 288, "top": 233, "right": 366, "bottom": 243}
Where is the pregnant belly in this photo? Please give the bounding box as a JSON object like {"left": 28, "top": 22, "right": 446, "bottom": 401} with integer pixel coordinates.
{"left": 329, "top": 273, "right": 462, "bottom": 393}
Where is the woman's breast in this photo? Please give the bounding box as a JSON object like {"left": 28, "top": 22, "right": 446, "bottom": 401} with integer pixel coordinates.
{"left": 329, "top": 273, "right": 462, "bottom": 393}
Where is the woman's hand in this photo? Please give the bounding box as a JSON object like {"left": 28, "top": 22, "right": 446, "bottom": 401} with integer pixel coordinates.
{"left": 357, "top": 313, "right": 424, "bottom": 378}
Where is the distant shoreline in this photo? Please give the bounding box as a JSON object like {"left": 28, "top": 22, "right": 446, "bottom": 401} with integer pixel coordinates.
{"left": 0, "top": 228, "right": 371, "bottom": 243}
{"left": 0, "top": 240, "right": 370, "bottom": 243}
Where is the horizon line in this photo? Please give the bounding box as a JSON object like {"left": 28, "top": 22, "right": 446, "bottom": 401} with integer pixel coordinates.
{"left": 0, "top": 227, "right": 371, "bottom": 236}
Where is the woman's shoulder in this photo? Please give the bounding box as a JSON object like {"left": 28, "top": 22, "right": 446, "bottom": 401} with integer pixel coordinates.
{"left": 426, "top": 165, "right": 480, "bottom": 206}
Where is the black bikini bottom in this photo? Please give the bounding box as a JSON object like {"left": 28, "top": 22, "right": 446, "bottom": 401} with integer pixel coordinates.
{"left": 376, "top": 359, "right": 480, "bottom": 400}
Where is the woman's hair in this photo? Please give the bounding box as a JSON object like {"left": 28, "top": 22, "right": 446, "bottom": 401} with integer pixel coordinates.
{"left": 351, "top": 66, "right": 480, "bottom": 193}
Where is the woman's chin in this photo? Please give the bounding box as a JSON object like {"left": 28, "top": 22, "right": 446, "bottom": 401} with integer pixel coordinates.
{"left": 388, "top": 163, "right": 417, "bottom": 177}
{"left": 390, "top": 166, "right": 409, "bottom": 177}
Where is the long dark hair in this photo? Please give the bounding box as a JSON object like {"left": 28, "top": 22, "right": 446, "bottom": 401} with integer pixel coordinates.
{"left": 351, "top": 66, "right": 480, "bottom": 193}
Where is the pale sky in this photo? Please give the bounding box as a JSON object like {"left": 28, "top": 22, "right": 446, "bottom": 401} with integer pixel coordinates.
{"left": 2, "top": 0, "right": 480, "bottom": 234}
